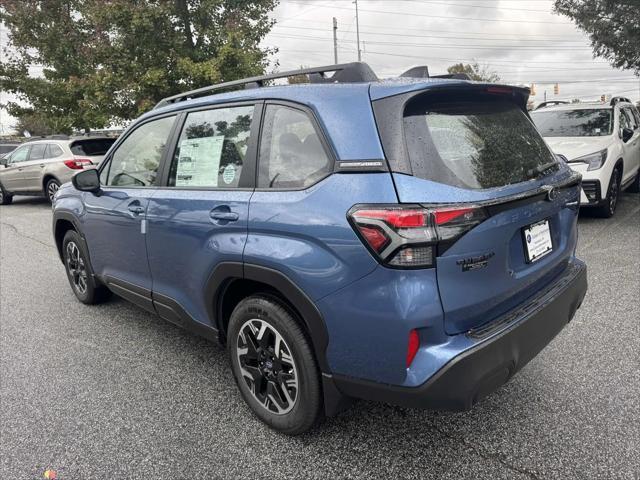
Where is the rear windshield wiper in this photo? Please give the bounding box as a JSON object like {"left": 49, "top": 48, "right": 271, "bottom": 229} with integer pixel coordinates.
{"left": 527, "top": 161, "right": 558, "bottom": 178}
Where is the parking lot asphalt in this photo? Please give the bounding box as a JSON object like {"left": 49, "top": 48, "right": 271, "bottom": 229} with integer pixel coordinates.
{"left": 1, "top": 193, "right": 638, "bottom": 480}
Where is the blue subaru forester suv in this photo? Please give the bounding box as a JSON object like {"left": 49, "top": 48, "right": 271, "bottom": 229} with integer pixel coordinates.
{"left": 53, "top": 63, "right": 587, "bottom": 434}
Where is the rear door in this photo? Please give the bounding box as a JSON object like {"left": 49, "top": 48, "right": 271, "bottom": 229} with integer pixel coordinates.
{"left": 145, "top": 102, "right": 258, "bottom": 328}
{"left": 376, "top": 89, "right": 581, "bottom": 334}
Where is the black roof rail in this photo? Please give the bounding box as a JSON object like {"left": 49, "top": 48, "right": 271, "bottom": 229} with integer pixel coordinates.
{"left": 154, "top": 62, "right": 378, "bottom": 109}
{"left": 610, "top": 96, "right": 632, "bottom": 106}
{"left": 534, "top": 100, "right": 570, "bottom": 110}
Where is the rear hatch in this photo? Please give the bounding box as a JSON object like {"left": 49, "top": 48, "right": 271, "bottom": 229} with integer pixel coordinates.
{"left": 70, "top": 138, "right": 116, "bottom": 165}
{"left": 373, "top": 85, "right": 581, "bottom": 334}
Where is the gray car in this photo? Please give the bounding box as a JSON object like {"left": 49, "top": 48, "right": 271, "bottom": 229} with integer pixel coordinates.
{"left": 0, "top": 137, "right": 115, "bottom": 204}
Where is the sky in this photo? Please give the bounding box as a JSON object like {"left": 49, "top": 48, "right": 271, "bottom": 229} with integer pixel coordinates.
{"left": 1, "top": 0, "right": 639, "bottom": 134}
{"left": 264, "top": 0, "right": 639, "bottom": 101}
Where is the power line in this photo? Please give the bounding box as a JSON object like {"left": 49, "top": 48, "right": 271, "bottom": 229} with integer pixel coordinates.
{"left": 285, "top": 0, "right": 573, "bottom": 25}
{"left": 390, "top": 0, "right": 554, "bottom": 13}
{"left": 273, "top": 24, "right": 587, "bottom": 43}
{"left": 269, "top": 33, "right": 593, "bottom": 49}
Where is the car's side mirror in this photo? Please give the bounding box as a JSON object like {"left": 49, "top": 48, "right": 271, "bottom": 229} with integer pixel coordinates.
{"left": 0, "top": 157, "right": 7, "bottom": 167}
{"left": 72, "top": 168, "right": 101, "bottom": 194}
{"left": 621, "top": 127, "right": 634, "bottom": 143}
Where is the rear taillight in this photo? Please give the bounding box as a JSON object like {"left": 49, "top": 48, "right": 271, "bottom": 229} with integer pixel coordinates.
{"left": 63, "top": 158, "right": 92, "bottom": 170}
{"left": 349, "top": 204, "right": 487, "bottom": 268}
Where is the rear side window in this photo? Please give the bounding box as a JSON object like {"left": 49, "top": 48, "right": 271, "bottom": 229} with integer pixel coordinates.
{"left": 46, "top": 144, "right": 64, "bottom": 158}
{"left": 71, "top": 139, "right": 115, "bottom": 156}
{"left": 28, "top": 144, "right": 47, "bottom": 160}
{"left": 104, "top": 116, "right": 175, "bottom": 187}
{"left": 404, "top": 99, "right": 557, "bottom": 190}
{"left": 258, "top": 105, "right": 332, "bottom": 189}
{"left": 167, "top": 105, "right": 254, "bottom": 188}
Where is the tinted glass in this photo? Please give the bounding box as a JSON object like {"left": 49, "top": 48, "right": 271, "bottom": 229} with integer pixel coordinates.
{"left": 0, "top": 145, "right": 17, "bottom": 155}
{"left": 47, "top": 144, "right": 64, "bottom": 158}
{"left": 404, "top": 100, "right": 557, "bottom": 190}
{"left": 71, "top": 138, "right": 116, "bottom": 156}
{"left": 28, "top": 144, "right": 47, "bottom": 160}
{"left": 106, "top": 116, "right": 175, "bottom": 187}
{"left": 258, "top": 105, "right": 331, "bottom": 188}
{"left": 8, "top": 146, "right": 29, "bottom": 163}
{"left": 531, "top": 108, "right": 613, "bottom": 137}
{"left": 168, "top": 106, "right": 253, "bottom": 188}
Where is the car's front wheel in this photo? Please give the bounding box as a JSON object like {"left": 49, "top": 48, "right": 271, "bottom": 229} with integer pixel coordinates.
{"left": 228, "top": 295, "right": 323, "bottom": 435}
{"left": 62, "top": 230, "right": 110, "bottom": 304}
{"left": 595, "top": 167, "right": 621, "bottom": 218}
{"left": 0, "top": 184, "right": 13, "bottom": 205}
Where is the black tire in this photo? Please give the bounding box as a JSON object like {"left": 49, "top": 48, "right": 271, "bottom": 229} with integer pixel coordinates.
{"left": 45, "top": 178, "right": 61, "bottom": 203}
{"left": 228, "top": 295, "right": 323, "bottom": 435}
{"left": 62, "top": 230, "right": 110, "bottom": 304}
{"left": 0, "top": 184, "right": 13, "bottom": 205}
{"left": 595, "top": 167, "right": 621, "bottom": 218}
{"left": 628, "top": 169, "right": 640, "bottom": 193}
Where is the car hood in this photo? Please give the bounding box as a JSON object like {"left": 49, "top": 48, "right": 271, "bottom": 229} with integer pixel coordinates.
{"left": 543, "top": 136, "right": 614, "bottom": 161}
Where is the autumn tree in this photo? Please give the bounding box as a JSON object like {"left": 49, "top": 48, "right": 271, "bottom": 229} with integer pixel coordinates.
{"left": 0, "top": 0, "right": 278, "bottom": 132}
{"left": 554, "top": 0, "right": 640, "bottom": 74}
{"left": 447, "top": 62, "right": 500, "bottom": 82}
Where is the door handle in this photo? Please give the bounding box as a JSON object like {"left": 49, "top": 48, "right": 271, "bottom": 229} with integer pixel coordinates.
{"left": 210, "top": 211, "right": 239, "bottom": 221}
{"left": 128, "top": 204, "right": 145, "bottom": 214}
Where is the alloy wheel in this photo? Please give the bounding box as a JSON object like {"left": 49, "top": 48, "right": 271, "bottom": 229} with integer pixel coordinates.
{"left": 47, "top": 181, "right": 59, "bottom": 202}
{"left": 236, "top": 319, "right": 299, "bottom": 415}
{"left": 66, "top": 241, "right": 88, "bottom": 294}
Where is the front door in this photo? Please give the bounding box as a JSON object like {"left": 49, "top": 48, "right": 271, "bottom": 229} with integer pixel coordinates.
{"left": 82, "top": 115, "right": 177, "bottom": 308}
{"left": 0, "top": 144, "right": 31, "bottom": 191}
{"left": 146, "top": 103, "right": 259, "bottom": 328}
{"left": 621, "top": 106, "right": 640, "bottom": 183}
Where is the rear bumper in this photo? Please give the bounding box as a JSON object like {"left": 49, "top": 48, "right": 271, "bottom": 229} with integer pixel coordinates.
{"left": 332, "top": 259, "right": 587, "bottom": 411}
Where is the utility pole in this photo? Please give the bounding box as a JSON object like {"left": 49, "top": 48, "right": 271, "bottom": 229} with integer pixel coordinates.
{"left": 332, "top": 17, "right": 338, "bottom": 64}
{"left": 354, "top": 0, "right": 362, "bottom": 62}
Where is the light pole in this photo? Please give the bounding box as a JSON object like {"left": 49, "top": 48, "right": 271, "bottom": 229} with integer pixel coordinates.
{"left": 354, "top": 0, "right": 362, "bottom": 62}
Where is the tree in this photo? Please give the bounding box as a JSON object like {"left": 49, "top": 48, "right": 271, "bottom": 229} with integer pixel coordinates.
{"left": 447, "top": 62, "right": 500, "bottom": 82}
{"left": 554, "top": 0, "right": 640, "bottom": 74}
{"left": 13, "top": 112, "right": 72, "bottom": 136}
{"left": 0, "top": 0, "right": 278, "bottom": 132}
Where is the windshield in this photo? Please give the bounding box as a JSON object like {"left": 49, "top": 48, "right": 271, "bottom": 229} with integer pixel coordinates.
{"left": 530, "top": 108, "right": 612, "bottom": 137}
{"left": 403, "top": 99, "right": 557, "bottom": 190}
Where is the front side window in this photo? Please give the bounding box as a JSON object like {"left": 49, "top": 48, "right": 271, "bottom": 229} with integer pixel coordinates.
{"left": 258, "top": 105, "right": 332, "bottom": 189}
{"left": 168, "top": 105, "right": 254, "bottom": 188}
{"left": 8, "top": 146, "right": 29, "bottom": 164}
{"left": 622, "top": 107, "right": 638, "bottom": 131}
{"left": 404, "top": 98, "right": 557, "bottom": 190}
{"left": 104, "top": 116, "right": 175, "bottom": 187}
{"left": 28, "top": 144, "right": 47, "bottom": 160}
{"left": 530, "top": 108, "right": 613, "bottom": 137}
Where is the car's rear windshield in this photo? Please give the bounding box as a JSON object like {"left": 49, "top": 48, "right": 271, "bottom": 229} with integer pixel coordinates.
{"left": 530, "top": 108, "right": 612, "bottom": 137}
{"left": 0, "top": 145, "right": 18, "bottom": 155}
{"left": 403, "top": 98, "right": 557, "bottom": 190}
{"left": 70, "top": 138, "right": 115, "bottom": 156}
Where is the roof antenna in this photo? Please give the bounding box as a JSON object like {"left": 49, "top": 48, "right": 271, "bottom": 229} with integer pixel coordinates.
{"left": 400, "top": 66, "right": 430, "bottom": 79}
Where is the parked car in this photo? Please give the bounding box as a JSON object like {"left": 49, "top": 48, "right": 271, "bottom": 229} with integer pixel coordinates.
{"left": 531, "top": 98, "right": 640, "bottom": 217}
{"left": 52, "top": 63, "right": 587, "bottom": 435}
{"left": 0, "top": 136, "right": 115, "bottom": 204}
{"left": 0, "top": 142, "right": 19, "bottom": 159}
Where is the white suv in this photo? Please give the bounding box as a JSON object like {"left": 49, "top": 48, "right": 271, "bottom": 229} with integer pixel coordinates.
{"left": 531, "top": 97, "right": 640, "bottom": 217}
